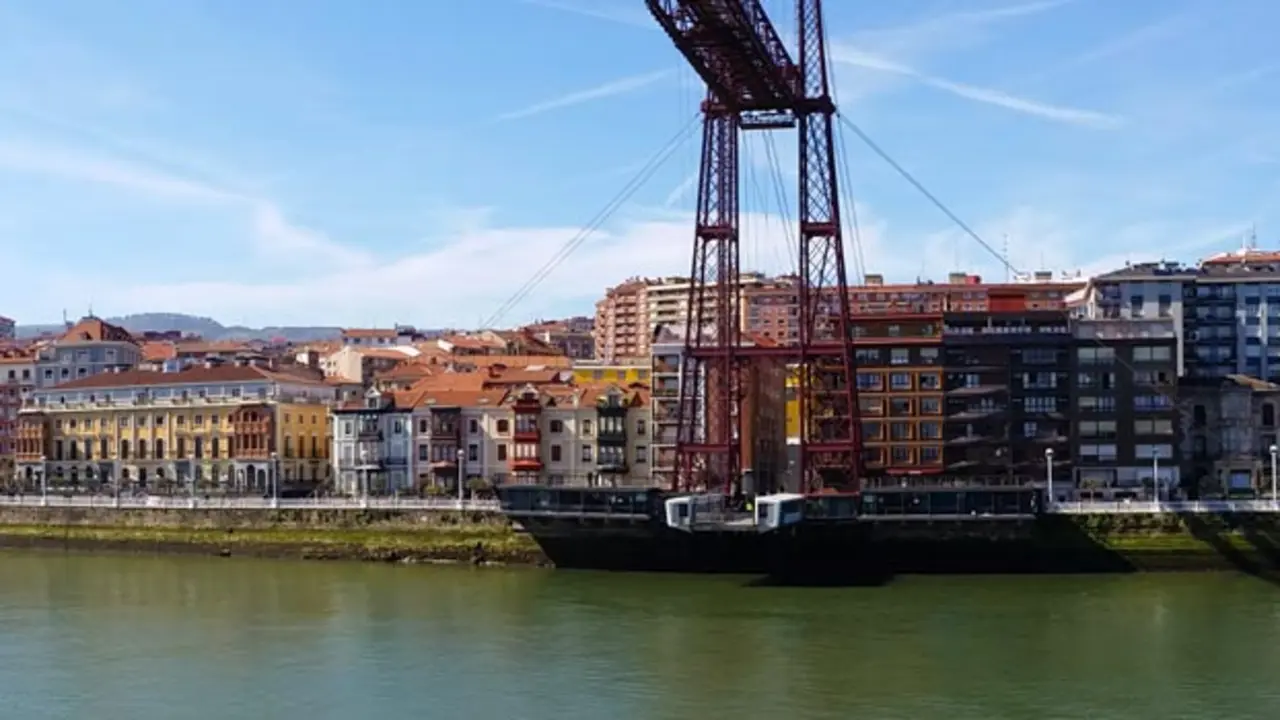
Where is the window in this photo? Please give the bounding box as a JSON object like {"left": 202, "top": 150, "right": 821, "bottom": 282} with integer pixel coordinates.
{"left": 468, "top": 444, "right": 479, "bottom": 462}
{"left": 1132, "top": 346, "right": 1173, "bottom": 362}
{"left": 582, "top": 444, "right": 593, "bottom": 462}
{"left": 154, "top": 440, "right": 166, "bottom": 460}
{"left": 859, "top": 397, "right": 884, "bottom": 415}
{"left": 1134, "top": 444, "right": 1173, "bottom": 460}
{"left": 549, "top": 419, "right": 564, "bottom": 433}
{"left": 920, "top": 446, "right": 940, "bottom": 463}
{"left": 469, "top": 419, "right": 479, "bottom": 434}
{"left": 120, "top": 439, "right": 130, "bottom": 460}
{"left": 551, "top": 445, "right": 562, "bottom": 462}
{"left": 393, "top": 420, "right": 404, "bottom": 434}
{"left": 889, "top": 373, "right": 912, "bottom": 390}
{"left": 496, "top": 444, "right": 508, "bottom": 461}
{"left": 418, "top": 445, "right": 429, "bottom": 461}
{"left": 919, "top": 398, "right": 941, "bottom": 415}
{"left": 1077, "top": 396, "right": 1116, "bottom": 412}
{"left": 889, "top": 398, "right": 913, "bottom": 416}
{"left": 890, "top": 446, "right": 911, "bottom": 463}
{"left": 919, "top": 422, "right": 941, "bottom": 439}
{"left": 582, "top": 420, "right": 593, "bottom": 436}
{"left": 194, "top": 437, "right": 204, "bottom": 459}
{"left": 890, "top": 422, "right": 913, "bottom": 440}
{"left": 343, "top": 421, "right": 353, "bottom": 436}
{"left": 890, "top": 349, "right": 910, "bottom": 365}
{"left": 496, "top": 419, "right": 510, "bottom": 434}
{"left": 636, "top": 419, "right": 646, "bottom": 436}
{"left": 1134, "top": 419, "right": 1174, "bottom": 435}
{"left": 1025, "top": 396, "right": 1057, "bottom": 413}
{"left": 1077, "top": 347, "right": 1116, "bottom": 364}
{"left": 918, "top": 373, "right": 940, "bottom": 390}
{"left": 1077, "top": 420, "right": 1117, "bottom": 438}
{"left": 1078, "top": 444, "right": 1118, "bottom": 461}
{"left": 856, "top": 373, "right": 883, "bottom": 390}
{"left": 1264, "top": 404, "right": 1276, "bottom": 428}
{"left": 919, "top": 348, "right": 939, "bottom": 364}
{"left": 1134, "top": 395, "right": 1172, "bottom": 411}
{"left": 418, "top": 419, "right": 429, "bottom": 433}
{"left": 635, "top": 446, "right": 647, "bottom": 463}
{"left": 177, "top": 437, "right": 187, "bottom": 458}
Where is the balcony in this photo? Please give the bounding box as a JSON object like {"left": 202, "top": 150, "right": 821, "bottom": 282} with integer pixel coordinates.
{"left": 510, "top": 457, "right": 543, "bottom": 471}
{"left": 513, "top": 425, "right": 540, "bottom": 443}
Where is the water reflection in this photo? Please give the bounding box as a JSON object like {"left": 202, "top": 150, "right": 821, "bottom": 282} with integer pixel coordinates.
{"left": 0, "top": 554, "right": 1279, "bottom": 719}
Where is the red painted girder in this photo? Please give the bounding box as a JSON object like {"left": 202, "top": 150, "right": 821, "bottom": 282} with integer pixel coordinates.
{"left": 645, "top": 0, "right": 799, "bottom": 111}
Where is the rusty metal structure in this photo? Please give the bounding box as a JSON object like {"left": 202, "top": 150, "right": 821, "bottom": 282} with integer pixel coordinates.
{"left": 646, "top": 0, "right": 862, "bottom": 495}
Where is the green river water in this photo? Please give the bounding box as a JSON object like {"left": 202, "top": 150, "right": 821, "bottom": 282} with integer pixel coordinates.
{"left": 1, "top": 552, "right": 1279, "bottom": 719}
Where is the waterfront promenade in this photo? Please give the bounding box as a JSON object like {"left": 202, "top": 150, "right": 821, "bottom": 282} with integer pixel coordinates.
{"left": 0, "top": 493, "right": 1275, "bottom": 516}
{"left": 0, "top": 494, "right": 501, "bottom": 512}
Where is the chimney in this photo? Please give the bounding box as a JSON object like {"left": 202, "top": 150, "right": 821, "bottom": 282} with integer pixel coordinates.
{"left": 864, "top": 273, "right": 884, "bottom": 286}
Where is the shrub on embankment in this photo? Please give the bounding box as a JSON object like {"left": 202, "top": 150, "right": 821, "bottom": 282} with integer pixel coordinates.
{"left": 0, "top": 507, "right": 547, "bottom": 565}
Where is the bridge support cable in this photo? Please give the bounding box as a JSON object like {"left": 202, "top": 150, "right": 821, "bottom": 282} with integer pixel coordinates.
{"left": 483, "top": 113, "right": 702, "bottom": 329}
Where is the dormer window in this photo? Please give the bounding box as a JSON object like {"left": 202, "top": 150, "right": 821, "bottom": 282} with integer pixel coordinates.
{"left": 367, "top": 398, "right": 379, "bottom": 409}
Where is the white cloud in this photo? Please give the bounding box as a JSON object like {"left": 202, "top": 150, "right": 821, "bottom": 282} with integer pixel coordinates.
{"left": 831, "top": 45, "right": 1121, "bottom": 128}
{"left": 514, "top": 0, "right": 656, "bottom": 30}
{"left": 0, "top": 138, "right": 359, "bottom": 271}
{"left": 495, "top": 69, "right": 673, "bottom": 122}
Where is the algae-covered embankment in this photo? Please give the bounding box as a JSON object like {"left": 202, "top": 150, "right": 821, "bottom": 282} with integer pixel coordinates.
{"left": 0, "top": 506, "right": 547, "bottom": 565}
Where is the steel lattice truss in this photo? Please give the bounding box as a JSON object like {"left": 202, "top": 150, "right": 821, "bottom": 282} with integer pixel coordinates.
{"left": 646, "top": 0, "right": 862, "bottom": 495}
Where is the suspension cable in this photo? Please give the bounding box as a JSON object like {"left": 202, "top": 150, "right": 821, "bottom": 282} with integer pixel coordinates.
{"left": 836, "top": 112, "right": 1019, "bottom": 278}
{"left": 483, "top": 112, "right": 702, "bottom": 328}
{"left": 835, "top": 112, "right": 1190, "bottom": 424}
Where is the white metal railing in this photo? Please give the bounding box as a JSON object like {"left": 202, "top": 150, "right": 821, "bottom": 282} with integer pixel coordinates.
{"left": 1048, "top": 499, "right": 1280, "bottom": 514}
{"left": 0, "top": 495, "right": 501, "bottom": 512}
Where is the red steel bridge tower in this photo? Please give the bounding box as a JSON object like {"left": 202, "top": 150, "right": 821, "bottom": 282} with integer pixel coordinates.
{"left": 646, "top": 0, "right": 862, "bottom": 496}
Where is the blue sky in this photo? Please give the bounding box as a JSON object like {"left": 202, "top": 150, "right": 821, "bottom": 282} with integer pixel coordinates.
{"left": 0, "top": 0, "right": 1275, "bottom": 328}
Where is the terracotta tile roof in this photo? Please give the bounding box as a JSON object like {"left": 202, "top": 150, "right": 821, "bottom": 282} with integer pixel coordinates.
{"left": 375, "top": 361, "right": 435, "bottom": 381}
{"left": 482, "top": 367, "right": 568, "bottom": 386}
{"left": 324, "top": 375, "right": 362, "bottom": 386}
{"left": 448, "top": 354, "right": 572, "bottom": 369}
{"left": 141, "top": 342, "right": 177, "bottom": 363}
{"left": 408, "top": 387, "right": 507, "bottom": 409}
{"left": 43, "top": 364, "right": 327, "bottom": 391}
{"left": 342, "top": 328, "right": 398, "bottom": 338}
{"left": 57, "top": 317, "right": 134, "bottom": 345}
{"left": 0, "top": 351, "right": 33, "bottom": 365}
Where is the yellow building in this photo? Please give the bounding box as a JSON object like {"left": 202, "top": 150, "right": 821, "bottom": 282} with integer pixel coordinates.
{"left": 572, "top": 361, "right": 650, "bottom": 386}
{"left": 16, "top": 364, "right": 333, "bottom": 493}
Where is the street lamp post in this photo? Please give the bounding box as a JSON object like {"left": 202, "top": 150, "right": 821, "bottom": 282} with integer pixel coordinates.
{"left": 1270, "top": 444, "right": 1278, "bottom": 508}
{"left": 1044, "top": 447, "right": 1054, "bottom": 510}
{"left": 358, "top": 445, "right": 370, "bottom": 509}
{"left": 1152, "top": 452, "right": 1161, "bottom": 509}
{"left": 456, "top": 447, "right": 466, "bottom": 509}
{"left": 38, "top": 454, "right": 46, "bottom": 507}
{"left": 270, "top": 451, "right": 279, "bottom": 509}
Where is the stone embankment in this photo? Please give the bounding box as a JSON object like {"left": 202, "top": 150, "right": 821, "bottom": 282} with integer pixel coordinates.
{"left": 0, "top": 506, "right": 548, "bottom": 566}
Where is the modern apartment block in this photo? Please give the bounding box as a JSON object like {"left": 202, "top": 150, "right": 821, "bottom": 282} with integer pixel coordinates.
{"left": 593, "top": 279, "right": 651, "bottom": 361}
{"left": 1075, "top": 246, "right": 1280, "bottom": 381}
{"left": 942, "top": 311, "right": 1073, "bottom": 490}
{"left": 853, "top": 314, "right": 945, "bottom": 477}
{"left": 1070, "top": 318, "right": 1180, "bottom": 500}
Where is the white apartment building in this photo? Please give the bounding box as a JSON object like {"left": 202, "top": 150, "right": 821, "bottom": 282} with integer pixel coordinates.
{"left": 331, "top": 388, "right": 413, "bottom": 495}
